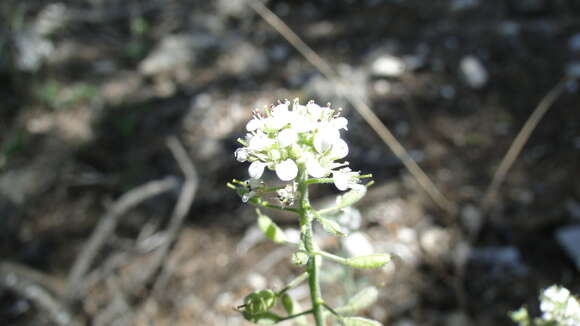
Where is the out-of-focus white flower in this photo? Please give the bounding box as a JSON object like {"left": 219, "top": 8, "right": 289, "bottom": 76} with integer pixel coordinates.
{"left": 277, "top": 129, "right": 297, "bottom": 147}
{"left": 539, "top": 285, "right": 580, "bottom": 326}
{"left": 306, "top": 158, "right": 328, "bottom": 178}
{"left": 235, "top": 147, "right": 248, "bottom": 162}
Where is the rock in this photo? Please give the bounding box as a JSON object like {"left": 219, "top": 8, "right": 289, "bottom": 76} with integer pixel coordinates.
{"left": 566, "top": 200, "right": 580, "bottom": 220}
{"left": 569, "top": 33, "right": 580, "bottom": 52}
{"left": 420, "top": 226, "right": 452, "bottom": 258}
{"left": 565, "top": 62, "right": 580, "bottom": 79}
{"left": 469, "top": 246, "right": 528, "bottom": 276}
{"left": 556, "top": 225, "right": 580, "bottom": 270}
{"left": 342, "top": 232, "right": 374, "bottom": 257}
{"left": 461, "top": 204, "right": 483, "bottom": 235}
{"left": 460, "top": 56, "right": 488, "bottom": 88}
{"left": 450, "top": 0, "right": 480, "bottom": 12}
{"left": 371, "top": 55, "right": 406, "bottom": 78}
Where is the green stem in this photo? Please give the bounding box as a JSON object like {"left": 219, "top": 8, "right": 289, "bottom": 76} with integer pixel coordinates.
{"left": 298, "top": 167, "right": 325, "bottom": 326}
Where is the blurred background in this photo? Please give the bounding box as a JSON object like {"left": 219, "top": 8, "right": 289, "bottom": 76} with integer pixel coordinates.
{"left": 1, "top": 0, "right": 579, "bottom": 325}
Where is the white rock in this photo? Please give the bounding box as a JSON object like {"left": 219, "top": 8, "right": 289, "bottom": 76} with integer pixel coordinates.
{"left": 460, "top": 56, "right": 488, "bottom": 88}
{"left": 342, "top": 232, "right": 374, "bottom": 257}
{"left": 420, "top": 227, "right": 451, "bottom": 258}
{"left": 565, "top": 62, "right": 580, "bottom": 78}
{"left": 556, "top": 225, "right": 580, "bottom": 271}
{"left": 371, "top": 55, "right": 406, "bottom": 77}
{"left": 461, "top": 204, "right": 483, "bottom": 235}
{"left": 569, "top": 33, "right": 580, "bottom": 51}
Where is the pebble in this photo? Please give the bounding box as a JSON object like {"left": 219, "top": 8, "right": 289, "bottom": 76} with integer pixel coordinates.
{"left": 460, "top": 56, "right": 488, "bottom": 88}
{"left": 569, "top": 33, "right": 580, "bottom": 52}
{"left": 371, "top": 55, "right": 406, "bottom": 77}
{"left": 565, "top": 62, "right": 580, "bottom": 79}
{"left": 342, "top": 232, "right": 374, "bottom": 257}
{"left": 461, "top": 204, "right": 484, "bottom": 235}
{"left": 556, "top": 225, "right": 580, "bottom": 271}
{"left": 469, "top": 246, "right": 528, "bottom": 276}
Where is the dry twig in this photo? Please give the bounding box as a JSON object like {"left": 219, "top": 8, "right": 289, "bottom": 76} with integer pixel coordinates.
{"left": 481, "top": 77, "right": 567, "bottom": 210}
{"left": 138, "top": 136, "right": 199, "bottom": 292}
{"left": 66, "top": 176, "right": 178, "bottom": 299}
{"left": 0, "top": 261, "right": 83, "bottom": 326}
{"left": 247, "top": 0, "right": 456, "bottom": 215}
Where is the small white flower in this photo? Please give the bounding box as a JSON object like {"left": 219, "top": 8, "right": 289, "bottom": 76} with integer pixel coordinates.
{"left": 249, "top": 161, "right": 266, "bottom": 179}
{"left": 276, "top": 159, "right": 298, "bottom": 181}
{"left": 235, "top": 148, "right": 248, "bottom": 162}
{"left": 277, "top": 128, "right": 298, "bottom": 147}
{"left": 332, "top": 167, "right": 360, "bottom": 191}
{"left": 306, "top": 158, "right": 328, "bottom": 178}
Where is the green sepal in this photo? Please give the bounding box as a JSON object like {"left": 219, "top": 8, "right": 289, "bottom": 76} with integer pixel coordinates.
{"left": 341, "top": 316, "right": 383, "bottom": 326}
{"left": 344, "top": 254, "right": 391, "bottom": 269}
{"left": 257, "top": 209, "right": 287, "bottom": 244}
{"left": 335, "top": 286, "right": 379, "bottom": 315}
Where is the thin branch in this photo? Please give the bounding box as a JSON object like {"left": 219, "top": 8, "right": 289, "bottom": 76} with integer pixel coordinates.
{"left": 482, "top": 77, "right": 567, "bottom": 210}
{"left": 1, "top": 261, "right": 83, "bottom": 326}
{"left": 66, "top": 176, "right": 178, "bottom": 299}
{"left": 142, "top": 136, "right": 198, "bottom": 292}
{"left": 247, "top": 0, "right": 455, "bottom": 215}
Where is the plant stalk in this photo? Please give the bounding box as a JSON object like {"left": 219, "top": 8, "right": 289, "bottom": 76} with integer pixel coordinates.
{"left": 298, "top": 167, "right": 325, "bottom": 326}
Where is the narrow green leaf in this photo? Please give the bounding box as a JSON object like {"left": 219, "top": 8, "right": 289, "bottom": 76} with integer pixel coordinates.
{"left": 257, "top": 209, "right": 287, "bottom": 244}
{"left": 317, "top": 215, "right": 347, "bottom": 237}
{"left": 342, "top": 316, "right": 383, "bottom": 326}
{"left": 335, "top": 287, "right": 379, "bottom": 315}
{"left": 344, "top": 254, "right": 391, "bottom": 269}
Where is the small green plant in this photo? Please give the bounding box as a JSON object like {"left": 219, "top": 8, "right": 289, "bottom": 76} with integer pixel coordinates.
{"left": 510, "top": 285, "right": 580, "bottom": 326}
{"left": 229, "top": 99, "right": 389, "bottom": 326}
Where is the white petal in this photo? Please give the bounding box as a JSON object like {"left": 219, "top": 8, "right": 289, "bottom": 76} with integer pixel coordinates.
{"left": 248, "top": 132, "right": 272, "bottom": 151}
{"left": 332, "top": 117, "right": 348, "bottom": 130}
{"left": 306, "top": 102, "right": 322, "bottom": 119}
{"left": 314, "top": 128, "right": 340, "bottom": 153}
{"left": 265, "top": 116, "right": 288, "bottom": 131}
{"left": 272, "top": 102, "right": 289, "bottom": 116}
{"left": 291, "top": 115, "right": 315, "bottom": 133}
{"left": 306, "top": 159, "right": 328, "bottom": 178}
{"left": 330, "top": 138, "right": 349, "bottom": 159}
{"left": 246, "top": 118, "right": 263, "bottom": 131}
{"left": 249, "top": 161, "right": 266, "bottom": 179}
{"left": 234, "top": 148, "right": 248, "bottom": 162}
{"left": 277, "top": 129, "right": 298, "bottom": 147}
{"left": 276, "top": 159, "right": 298, "bottom": 181}
{"left": 333, "top": 171, "right": 349, "bottom": 191}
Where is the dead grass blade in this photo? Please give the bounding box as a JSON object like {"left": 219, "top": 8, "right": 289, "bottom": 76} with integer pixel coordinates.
{"left": 482, "top": 77, "right": 568, "bottom": 210}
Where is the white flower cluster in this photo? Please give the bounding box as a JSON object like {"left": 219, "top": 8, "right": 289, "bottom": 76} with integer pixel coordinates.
{"left": 540, "top": 285, "right": 580, "bottom": 326}
{"left": 235, "top": 99, "right": 361, "bottom": 191}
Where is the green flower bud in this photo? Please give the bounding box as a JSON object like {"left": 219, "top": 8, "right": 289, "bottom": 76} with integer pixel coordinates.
{"left": 243, "top": 290, "right": 277, "bottom": 315}
{"left": 345, "top": 254, "right": 391, "bottom": 269}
